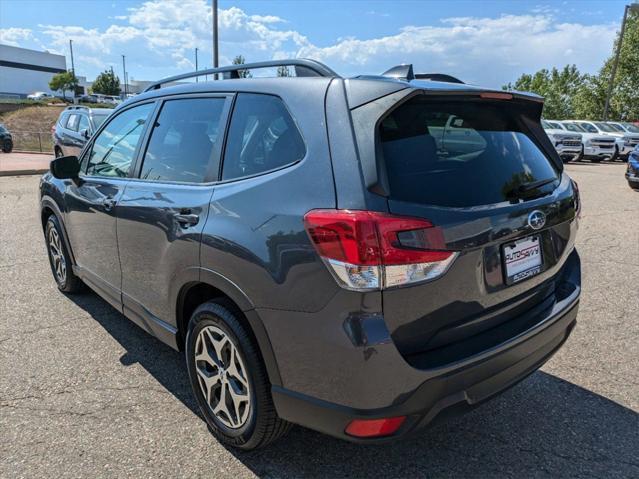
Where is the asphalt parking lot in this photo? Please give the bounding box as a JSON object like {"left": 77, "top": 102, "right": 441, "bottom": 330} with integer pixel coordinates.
{"left": 1, "top": 162, "right": 637, "bottom": 478}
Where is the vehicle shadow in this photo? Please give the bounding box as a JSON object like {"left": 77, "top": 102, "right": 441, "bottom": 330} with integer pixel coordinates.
{"left": 68, "top": 292, "right": 639, "bottom": 478}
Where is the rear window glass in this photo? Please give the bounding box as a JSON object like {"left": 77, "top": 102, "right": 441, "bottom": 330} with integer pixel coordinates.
{"left": 379, "top": 98, "right": 559, "bottom": 207}
{"left": 140, "top": 97, "right": 226, "bottom": 183}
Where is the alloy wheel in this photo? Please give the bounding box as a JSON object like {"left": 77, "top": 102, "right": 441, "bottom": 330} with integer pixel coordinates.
{"left": 48, "top": 227, "right": 66, "bottom": 284}
{"left": 194, "top": 325, "right": 251, "bottom": 429}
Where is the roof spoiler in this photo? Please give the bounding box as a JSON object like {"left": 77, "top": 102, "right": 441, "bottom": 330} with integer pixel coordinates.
{"left": 143, "top": 59, "right": 340, "bottom": 92}
{"left": 414, "top": 73, "right": 464, "bottom": 84}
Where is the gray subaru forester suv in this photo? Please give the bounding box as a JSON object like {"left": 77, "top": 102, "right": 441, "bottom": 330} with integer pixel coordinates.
{"left": 40, "top": 59, "right": 581, "bottom": 449}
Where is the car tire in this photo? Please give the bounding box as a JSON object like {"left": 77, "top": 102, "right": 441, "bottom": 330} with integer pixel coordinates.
{"left": 591, "top": 157, "right": 602, "bottom": 163}
{"left": 185, "top": 301, "right": 291, "bottom": 450}
{"left": 610, "top": 147, "right": 619, "bottom": 162}
{"left": 45, "top": 215, "right": 83, "bottom": 293}
{"left": 54, "top": 146, "right": 63, "bottom": 158}
{"left": 2, "top": 139, "right": 12, "bottom": 153}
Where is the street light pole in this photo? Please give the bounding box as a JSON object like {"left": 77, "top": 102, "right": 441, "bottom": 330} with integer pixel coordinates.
{"left": 69, "top": 39, "right": 75, "bottom": 75}
{"left": 603, "top": 3, "right": 638, "bottom": 120}
{"left": 212, "top": 0, "right": 219, "bottom": 79}
{"left": 69, "top": 39, "right": 76, "bottom": 100}
{"left": 195, "top": 47, "right": 199, "bottom": 82}
{"left": 122, "top": 55, "right": 128, "bottom": 97}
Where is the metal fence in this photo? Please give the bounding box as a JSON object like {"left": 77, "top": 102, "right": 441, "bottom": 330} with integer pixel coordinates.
{"left": 9, "top": 131, "right": 54, "bottom": 153}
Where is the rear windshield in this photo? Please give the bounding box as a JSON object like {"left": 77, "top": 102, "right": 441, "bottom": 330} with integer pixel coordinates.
{"left": 379, "top": 97, "right": 558, "bottom": 207}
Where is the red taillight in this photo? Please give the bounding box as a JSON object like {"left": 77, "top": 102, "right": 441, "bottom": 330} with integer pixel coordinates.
{"left": 345, "top": 416, "right": 406, "bottom": 438}
{"left": 304, "top": 210, "right": 457, "bottom": 290}
{"left": 302, "top": 210, "right": 380, "bottom": 266}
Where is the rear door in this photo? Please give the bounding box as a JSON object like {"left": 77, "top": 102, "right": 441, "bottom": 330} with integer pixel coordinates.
{"left": 372, "top": 93, "right": 578, "bottom": 358}
{"left": 117, "top": 94, "right": 232, "bottom": 327}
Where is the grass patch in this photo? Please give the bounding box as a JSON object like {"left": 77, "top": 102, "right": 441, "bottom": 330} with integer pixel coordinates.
{"left": 0, "top": 105, "right": 65, "bottom": 152}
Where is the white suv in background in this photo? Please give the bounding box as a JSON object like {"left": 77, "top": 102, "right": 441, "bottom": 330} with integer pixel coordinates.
{"left": 574, "top": 120, "right": 634, "bottom": 161}
{"left": 557, "top": 121, "right": 616, "bottom": 162}
{"left": 541, "top": 120, "right": 582, "bottom": 162}
{"left": 607, "top": 122, "right": 639, "bottom": 154}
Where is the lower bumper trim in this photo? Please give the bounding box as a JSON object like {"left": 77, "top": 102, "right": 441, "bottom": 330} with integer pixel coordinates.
{"left": 273, "top": 301, "right": 578, "bottom": 443}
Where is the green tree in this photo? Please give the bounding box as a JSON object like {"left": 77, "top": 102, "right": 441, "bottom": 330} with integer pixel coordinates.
{"left": 592, "top": 8, "right": 639, "bottom": 120}
{"left": 232, "top": 55, "right": 252, "bottom": 78}
{"left": 48, "top": 71, "right": 78, "bottom": 100}
{"left": 91, "top": 69, "right": 121, "bottom": 96}
{"left": 277, "top": 65, "right": 291, "bottom": 77}
{"left": 504, "top": 10, "right": 638, "bottom": 121}
{"left": 503, "top": 65, "right": 586, "bottom": 120}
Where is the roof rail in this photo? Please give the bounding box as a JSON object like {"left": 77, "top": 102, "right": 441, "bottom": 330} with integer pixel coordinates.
{"left": 414, "top": 73, "right": 464, "bottom": 84}
{"left": 381, "top": 64, "right": 415, "bottom": 81}
{"left": 143, "top": 59, "right": 340, "bottom": 92}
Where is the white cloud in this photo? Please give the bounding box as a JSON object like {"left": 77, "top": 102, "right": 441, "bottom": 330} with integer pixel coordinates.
{"left": 0, "top": 27, "right": 32, "bottom": 47}
{"left": 298, "top": 14, "right": 616, "bottom": 86}
{"left": 2, "top": 1, "right": 617, "bottom": 87}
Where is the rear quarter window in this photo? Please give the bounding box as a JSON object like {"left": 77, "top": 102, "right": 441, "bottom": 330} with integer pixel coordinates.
{"left": 221, "top": 93, "right": 305, "bottom": 181}
{"left": 379, "top": 97, "right": 558, "bottom": 207}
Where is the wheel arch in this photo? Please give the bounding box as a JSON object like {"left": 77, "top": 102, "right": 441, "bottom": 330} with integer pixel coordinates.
{"left": 41, "top": 196, "right": 76, "bottom": 266}
{"left": 175, "top": 271, "right": 282, "bottom": 387}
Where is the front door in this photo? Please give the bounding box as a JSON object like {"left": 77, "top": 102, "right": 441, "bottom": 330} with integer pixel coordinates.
{"left": 64, "top": 101, "right": 156, "bottom": 308}
{"left": 116, "top": 95, "right": 231, "bottom": 327}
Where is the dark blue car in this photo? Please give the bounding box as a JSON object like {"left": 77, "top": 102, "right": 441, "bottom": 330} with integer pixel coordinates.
{"left": 626, "top": 144, "right": 639, "bottom": 190}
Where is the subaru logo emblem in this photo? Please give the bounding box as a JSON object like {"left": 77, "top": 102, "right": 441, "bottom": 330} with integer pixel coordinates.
{"left": 528, "top": 210, "right": 546, "bottom": 230}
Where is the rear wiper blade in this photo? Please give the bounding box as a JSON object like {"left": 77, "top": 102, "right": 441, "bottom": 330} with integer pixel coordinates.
{"left": 516, "top": 177, "right": 557, "bottom": 193}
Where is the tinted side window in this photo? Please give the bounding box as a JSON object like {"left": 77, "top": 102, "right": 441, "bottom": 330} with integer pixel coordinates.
{"left": 66, "top": 114, "right": 79, "bottom": 131}
{"left": 78, "top": 115, "right": 90, "bottom": 132}
{"left": 222, "top": 93, "right": 305, "bottom": 180}
{"left": 86, "top": 103, "right": 154, "bottom": 178}
{"left": 140, "top": 97, "right": 226, "bottom": 183}
{"left": 58, "top": 112, "right": 69, "bottom": 127}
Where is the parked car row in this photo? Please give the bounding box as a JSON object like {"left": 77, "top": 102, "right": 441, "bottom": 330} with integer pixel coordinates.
{"left": 78, "top": 94, "right": 123, "bottom": 105}
{"left": 542, "top": 119, "right": 639, "bottom": 163}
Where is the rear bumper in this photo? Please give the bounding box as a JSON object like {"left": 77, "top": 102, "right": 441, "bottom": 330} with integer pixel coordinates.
{"left": 269, "top": 250, "right": 581, "bottom": 442}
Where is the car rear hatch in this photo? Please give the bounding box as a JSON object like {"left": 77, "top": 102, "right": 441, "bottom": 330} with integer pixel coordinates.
{"left": 356, "top": 88, "right": 579, "bottom": 367}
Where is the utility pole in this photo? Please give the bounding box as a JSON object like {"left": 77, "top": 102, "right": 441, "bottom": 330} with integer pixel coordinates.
{"left": 69, "top": 39, "right": 75, "bottom": 74}
{"left": 195, "top": 47, "right": 199, "bottom": 82}
{"left": 69, "top": 39, "right": 76, "bottom": 99}
{"left": 212, "top": 0, "right": 218, "bottom": 79}
{"left": 603, "top": 3, "right": 639, "bottom": 120}
{"left": 121, "top": 54, "right": 127, "bottom": 97}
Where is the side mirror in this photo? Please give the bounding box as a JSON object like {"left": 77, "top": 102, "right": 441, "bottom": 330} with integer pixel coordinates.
{"left": 50, "top": 155, "right": 80, "bottom": 179}
{"left": 80, "top": 128, "right": 90, "bottom": 139}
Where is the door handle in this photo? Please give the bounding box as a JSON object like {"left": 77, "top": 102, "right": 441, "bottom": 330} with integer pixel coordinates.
{"left": 173, "top": 211, "right": 199, "bottom": 227}
{"left": 102, "top": 197, "right": 116, "bottom": 212}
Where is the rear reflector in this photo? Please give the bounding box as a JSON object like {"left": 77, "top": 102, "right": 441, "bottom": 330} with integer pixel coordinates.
{"left": 304, "top": 210, "right": 457, "bottom": 291}
{"left": 345, "top": 416, "right": 407, "bottom": 438}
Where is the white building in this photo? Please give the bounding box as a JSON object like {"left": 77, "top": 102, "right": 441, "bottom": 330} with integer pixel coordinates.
{"left": 0, "top": 45, "right": 67, "bottom": 98}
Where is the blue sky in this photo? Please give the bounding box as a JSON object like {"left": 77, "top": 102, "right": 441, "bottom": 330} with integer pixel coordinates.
{"left": 0, "top": 0, "right": 628, "bottom": 87}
